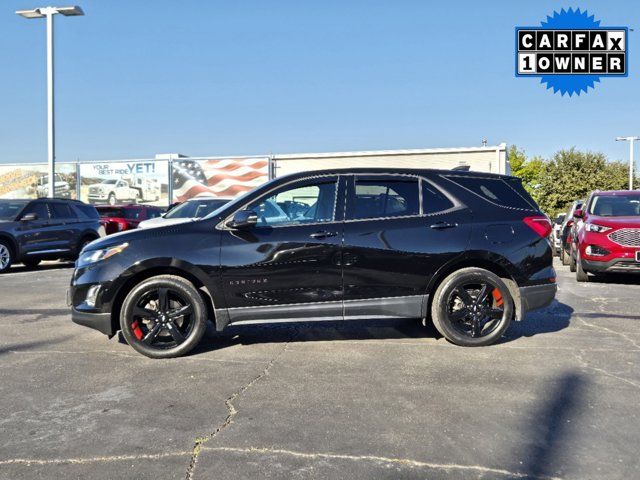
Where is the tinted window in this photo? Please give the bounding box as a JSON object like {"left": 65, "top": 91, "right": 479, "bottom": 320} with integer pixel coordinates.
{"left": 21, "top": 202, "right": 49, "bottom": 221}
{"left": 248, "top": 179, "right": 337, "bottom": 227}
{"left": 351, "top": 177, "right": 419, "bottom": 220}
{"left": 74, "top": 203, "right": 100, "bottom": 220}
{"left": 50, "top": 203, "right": 74, "bottom": 219}
{"left": 422, "top": 180, "right": 454, "bottom": 214}
{"left": 446, "top": 176, "right": 536, "bottom": 210}
{"left": 146, "top": 209, "right": 162, "bottom": 219}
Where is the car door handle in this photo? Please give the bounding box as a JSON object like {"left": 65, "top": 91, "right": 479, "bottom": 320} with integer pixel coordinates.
{"left": 430, "top": 222, "right": 458, "bottom": 230}
{"left": 309, "top": 231, "right": 338, "bottom": 239}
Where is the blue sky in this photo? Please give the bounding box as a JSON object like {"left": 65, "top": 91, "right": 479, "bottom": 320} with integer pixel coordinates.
{"left": 1, "top": 0, "right": 638, "bottom": 165}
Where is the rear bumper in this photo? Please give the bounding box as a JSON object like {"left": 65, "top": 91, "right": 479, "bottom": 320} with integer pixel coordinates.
{"left": 582, "top": 258, "right": 640, "bottom": 274}
{"left": 519, "top": 283, "right": 557, "bottom": 316}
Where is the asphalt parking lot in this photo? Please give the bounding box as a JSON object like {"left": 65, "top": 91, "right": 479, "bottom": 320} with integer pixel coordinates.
{"left": 1, "top": 259, "right": 639, "bottom": 480}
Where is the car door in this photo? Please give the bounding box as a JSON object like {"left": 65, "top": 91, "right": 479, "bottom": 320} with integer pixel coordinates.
{"left": 14, "top": 201, "right": 55, "bottom": 255}
{"left": 47, "top": 202, "right": 77, "bottom": 254}
{"left": 219, "top": 175, "right": 345, "bottom": 324}
{"left": 341, "top": 174, "right": 471, "bottom": 319}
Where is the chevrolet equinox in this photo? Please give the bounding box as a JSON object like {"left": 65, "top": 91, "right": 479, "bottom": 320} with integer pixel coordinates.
{"left": 70, "top": 169, "right": 557, "bottom": 358}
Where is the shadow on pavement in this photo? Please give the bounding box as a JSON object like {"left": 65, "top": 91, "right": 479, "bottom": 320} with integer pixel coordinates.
{"left": 512, "top": 371, "right": 588, "bottom": 478}
{"left": 503, "top": 300, "right": 573, "bottom": 343}
{"left": 5, "top": 261, "right": 75, "bottom": 274}
{"left": 585, "top": 273, "right": 640, "bottom": 285}
{"left": 0, "top": 336, "right": 71, "bottom": 356}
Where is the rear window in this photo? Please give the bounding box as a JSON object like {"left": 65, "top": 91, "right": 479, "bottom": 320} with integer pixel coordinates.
{"left": 73, "top": 203, "right": 100, "bottom": 220}
{"left": 422, "top": 180, "right": 455, "bottom": 214}
{"left": 445, "top": 175, "right": 537, "bottom": 211}
{"left": 351, "top": 177, "right": 420, "bottom": 220}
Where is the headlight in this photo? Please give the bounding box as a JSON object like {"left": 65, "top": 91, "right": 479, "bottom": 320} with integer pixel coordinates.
{"left": 586, "top": 223, "right": 612, "bottom": 233}
{"left": 78, "top": 243, "right": 128, "bottom": 267}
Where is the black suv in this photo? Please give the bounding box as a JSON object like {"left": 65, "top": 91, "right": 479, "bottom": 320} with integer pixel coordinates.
{"left": 70, "top": 169, "right": 557, "bottom": 358}
{"left": 0, "top": 198, "right": 105, "bottom": 272}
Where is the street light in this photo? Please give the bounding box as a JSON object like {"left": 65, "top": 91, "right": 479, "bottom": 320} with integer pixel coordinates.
{"left": 615, "top": 136, "right": 640, "bottom": 190}
{"left": 16, "top": 6, "right": 84, "bottom": 198}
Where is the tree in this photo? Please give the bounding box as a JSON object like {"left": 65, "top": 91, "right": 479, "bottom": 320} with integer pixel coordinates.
{"left": 535, "top": 148, "right": 630, "bottom": 216}
{"left": 508, "top": 145, "right": 544, "bottom": 203}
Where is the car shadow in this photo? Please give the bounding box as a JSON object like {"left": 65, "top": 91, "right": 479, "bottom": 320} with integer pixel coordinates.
{"left": 7, "top": 261, "right": 75, "bottom": 274}
{"left": 586, "top": 272, "right": 640, "bottom": 285}
{"left": 186, "top": 301, "right": 573, "bottom": 355}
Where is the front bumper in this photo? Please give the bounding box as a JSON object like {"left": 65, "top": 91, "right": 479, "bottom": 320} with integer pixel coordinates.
{"left": 71, "top": 306, "right": 115, "bottom": 337}
{"left": 582, "top": 258, "right": 640, "bottom": 274}
{"left": 519, "top": 283, "right": 557, "bottom": 316}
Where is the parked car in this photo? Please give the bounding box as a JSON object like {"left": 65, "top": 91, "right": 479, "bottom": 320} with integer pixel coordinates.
{"left": 0, "top": 198, "right": 104, "bottom": 273}
{"left": 88, "top": 179, "right": 140, "bottom": 205}
{"left": 559, "top": 199, "right": 584, "bottom": 265}
{"left": 70, "top": 168, "right": 556, "bottom": 358}
{"left": 96, "top": 204, "right": 164, "bottom": 235}
{"left": 552, "top": 213, "right": 566, "bottom": 255}
{"left": 35, "top": 174, "right": 71, "bottom": 198}
{"left": 137, "top": 197, "right": 233, "bottom": 229}
{"left": 570, "top": 190, "right": 640, "bottom": 281}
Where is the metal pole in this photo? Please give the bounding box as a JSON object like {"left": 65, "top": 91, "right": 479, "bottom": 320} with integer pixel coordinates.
{"left": 630, "top": 138, "right": 635, "bottom": 190}
{"left": 46, "top": 11, "right": 55, "bottom": 198}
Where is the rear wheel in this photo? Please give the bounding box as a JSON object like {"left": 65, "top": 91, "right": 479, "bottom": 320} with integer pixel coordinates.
{"left": 22, "top": 259, "right": 41, "bottom": 269}
{"left": 561, "top": 247, "right": 570, "bottom": 265}
{"left": 576, "top": 250, "right": 590, "bottom": 282}
{"left": 120, "top": 275, "right": 207, "bottom": 358}
{"left": 431, "top": 268, "right": 513, "bottom": 347}
{"left": 569, "top": 246, "right": 577, "bottom": 272}
{"left": 0, "top": 241, "right": 13, "bottom": 273}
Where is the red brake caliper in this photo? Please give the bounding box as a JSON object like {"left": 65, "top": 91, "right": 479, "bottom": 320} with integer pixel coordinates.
{"left": 491, "top": 288, "right": 504, "bottom": 307}
{"left": 131, "top": 320, "right": 143, "bottom": 340}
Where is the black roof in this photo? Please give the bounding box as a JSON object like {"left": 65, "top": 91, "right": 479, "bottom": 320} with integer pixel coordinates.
{"left": 278, "top": 167, "right": 514, "bottom": 181}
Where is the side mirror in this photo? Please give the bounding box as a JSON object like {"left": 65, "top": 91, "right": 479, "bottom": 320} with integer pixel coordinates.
{"left": 228, "top": 210, "right": 258, "bottom": 229}
{"left": 21, "top": 212, "right": 38, "bottom": 222}
{"left": 573, "top": 209, "right": 583, "bottom": 219}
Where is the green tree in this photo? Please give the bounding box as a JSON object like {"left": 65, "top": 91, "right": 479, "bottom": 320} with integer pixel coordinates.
{"left": 536, "top": 148, "right": 630, "bottom": 216}
{"left": 508, "top": 145, "right": 544, "bottom": 203}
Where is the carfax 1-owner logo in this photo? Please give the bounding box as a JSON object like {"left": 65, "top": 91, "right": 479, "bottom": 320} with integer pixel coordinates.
{"left": 515, "top": 8, "right": 628, "bottom": 96}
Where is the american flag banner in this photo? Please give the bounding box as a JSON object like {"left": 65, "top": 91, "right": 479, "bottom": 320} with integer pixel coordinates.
{"left": 172, "top": 157, "right": 269, "bottom": 202}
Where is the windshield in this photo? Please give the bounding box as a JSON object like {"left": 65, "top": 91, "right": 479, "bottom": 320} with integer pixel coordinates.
{"left": 101, "top": 180, "right": 118, "bottom": 185}
{"left": 0, "top": 200, "right": 29, "bottom": 221}
{"left": 165, "top": 199, "right": 231, "bottom": 219}
{"left": 589, "top": 195, "right": 640, "bottom": 217}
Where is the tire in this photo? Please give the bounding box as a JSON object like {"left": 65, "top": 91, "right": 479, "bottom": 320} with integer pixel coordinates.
{"left": 431, "top": 268, "right": 514, "bottom": 347}
{"left": 22, "top": 259, "right": 41, "bottom": 269}
{"left": 76, "top": 236, "right": 95, "bottom": 258}
{"left": 0, "top": 240, "right": 13, "bottom": 273}
{"left": 120, "top": 275, "right": 207, "bottom": 358}
{"left": 108, "top": 193, "right": 116, "bottom": 206}
{"left": 561, "top": 247, "right": 570, "bottom": 266}
{"left": 569, "top": 246, "right": 577, "bottom": 273}
{"left": 576, "top": 250, "right": 590, "bottom": 282}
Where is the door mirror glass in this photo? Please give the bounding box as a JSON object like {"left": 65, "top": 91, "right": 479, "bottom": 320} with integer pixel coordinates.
{"left": 573, "top": 208, "right": 583, "bottom": 219}
{"left": 21, "top": 212, "right": 38, "bottom": 222}
{"left": 228, "top": 210, "right": 258, "bottom": 229}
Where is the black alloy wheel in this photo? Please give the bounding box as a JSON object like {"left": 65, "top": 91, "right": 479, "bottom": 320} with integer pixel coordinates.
{"left": 431, "top": 268, "right": 513, "bottom": 346}
{"left": 120, "top": 275, "right": 207, "bottom": 358}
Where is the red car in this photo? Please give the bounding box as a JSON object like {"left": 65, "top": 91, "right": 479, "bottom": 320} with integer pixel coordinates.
{"left": 571, "top": 190, "right": 640, "bottom": 281}
{"left": 96, "top": 205, "right": 164, "bottom": 235}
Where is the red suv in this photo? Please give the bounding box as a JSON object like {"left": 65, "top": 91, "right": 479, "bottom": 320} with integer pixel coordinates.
{"left": 96, "top": 205, "right": 163, "bottom": 235}
{"left": 571, "top": 190, "right": 640, "bottom": 281}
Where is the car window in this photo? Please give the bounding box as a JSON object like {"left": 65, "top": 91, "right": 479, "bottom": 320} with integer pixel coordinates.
{"left": 73, "top": 203, "right": 100, "bottom": 220}
{"left": 350, "top": 177, "right": 419, "bottom": 220}
{"left": 50, "top": 203, "right": 74, "bottom": 219}
{"left": 146, "top": 209, "right": 162, "bottom": 219}
{"left": 589, "top": 195, "right": 640, "bottom": 217}
{"left": 21, "top": 202, "right": 50, "bottom": 221}
{"left": 422, "top": 180, "right": 454, "bottom": 214}
{"left": 445, "top": 175, "right": 537, "bottom": 211}
{"left": 247, "top": 179, "right": 337, "bottom": 227}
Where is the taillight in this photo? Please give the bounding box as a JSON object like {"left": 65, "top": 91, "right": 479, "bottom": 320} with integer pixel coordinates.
{"left": 523, "top": 216, "right": 553, "bottom": 238}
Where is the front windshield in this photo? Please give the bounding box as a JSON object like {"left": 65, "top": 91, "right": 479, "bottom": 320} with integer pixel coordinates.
{"left": 0, "top": 200, "right": 28, "bottom": 221}
{"left": 589, "top": 195, "right": 640, "bottom": 217}
{"left": 101, "top": 180, "right": 118, "bottom": 185}
{"left": 165, "top": 199, "right": 230, "bottom": 219}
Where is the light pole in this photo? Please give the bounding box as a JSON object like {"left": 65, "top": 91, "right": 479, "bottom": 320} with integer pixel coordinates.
{"left": 16, "top": 6, "right": 84, "bottom": 198}
{"left": 615, "top": 136, "right": 640, "bottom": 190}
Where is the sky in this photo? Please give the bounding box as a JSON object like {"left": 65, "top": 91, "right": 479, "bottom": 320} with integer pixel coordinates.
{"left": 1, "top": 0, "right": 639, "bottom": 165}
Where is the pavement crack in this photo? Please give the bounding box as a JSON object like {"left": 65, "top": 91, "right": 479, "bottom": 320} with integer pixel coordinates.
{"left": 184, "top": 328, "right": 298, "bottom": 479}
{"left": 0, "top": 451, "right": 191, "bottom": 466}
{"left": 574, "top": 350, "right": 640, "bottom": 390}
{"left": 199, "top": 446, "right": 564, "bottom": 480}
{"left": 576, "top": 315, "right": 640, "bottom": 350}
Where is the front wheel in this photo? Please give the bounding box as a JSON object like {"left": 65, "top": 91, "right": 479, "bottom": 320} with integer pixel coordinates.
{"left": 120, "top": 275, "right": 207, "bottom": 358}
{"left": 569, "top": 246, "right": 577, "bottom": 272}
{"left": 431, "top": 268, "right": 513, "bottom": 347}
{"left": 576, "top": 250, "right": 590, "bottom": 282}
{"left": 561, "top": 247, "right": 570, "bottom": 265}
